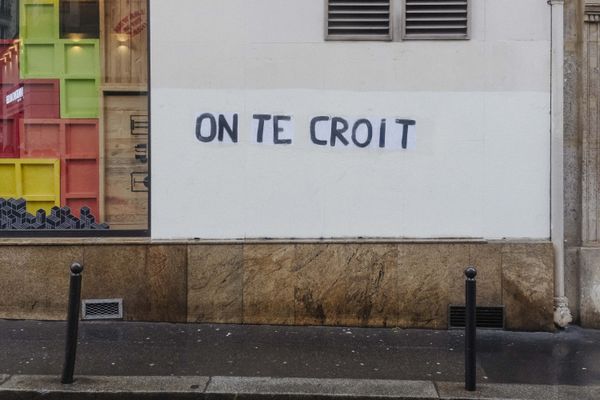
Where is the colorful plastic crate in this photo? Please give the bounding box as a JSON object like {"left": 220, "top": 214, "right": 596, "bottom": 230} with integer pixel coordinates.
{"left": 19, "top": 118, "right": 99, "bottom": 217}
{"left": 61, "top": 40, "right": 100, "bottom": 76}
{"left": 0, "top": 158, "right": 60, "bottom": 213}
{"left": 20, "top": 41, "right": 60, "bottom": 78}
{"left": 60, "top": 77, "right": 99, "bottom": 118}
{"left": 19, "top": 1, "right": 101, "bottom": 116}
{"left": 2, "top": 79, "right": 60, "bottom": 119}
{"left": 20, "top": 0, "right": 59, "bottom": 42}
{"left": 21, "top": 39, "right": 100, "bottom": 78}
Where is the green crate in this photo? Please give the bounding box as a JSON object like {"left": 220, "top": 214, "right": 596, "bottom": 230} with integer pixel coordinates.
{"left": 20, "top": 40, "right": 60, "bottom": 78}
{"left": 60, "top": 78, "right": 99, "bottom": 118}
{"left": 21, "top": 39, "right": 100, "bottom": 80}
{"left": 61, "top": 39, "right": 100, "bottom": 77}
{"left": 20, "top": 0, "right": 59, "bottom": 41}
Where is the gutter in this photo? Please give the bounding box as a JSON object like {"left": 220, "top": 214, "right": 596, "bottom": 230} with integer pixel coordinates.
{"left": 549, "top": 0, "right": 573, "bottom": 328}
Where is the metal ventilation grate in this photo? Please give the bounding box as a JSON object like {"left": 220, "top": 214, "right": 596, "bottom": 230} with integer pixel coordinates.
{"left": 82, "top": 299, "right": 123, "bottom": 320}
{"left": 404, "top": 0, "right": 469, "bottom": 39}
{"left": 449, "top": 305, "right": 504, "bottom": 329}
{"left": 327, "top": 0, "right": 392, "bottom": 40}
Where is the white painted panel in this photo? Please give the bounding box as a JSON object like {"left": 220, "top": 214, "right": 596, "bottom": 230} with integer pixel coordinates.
{"left": 151, "top": 89, "right": 549, "bottom": 239}
{"left": 149, "top": 0, "right": 552, "bottom": 239}
{"left": 485, "top": 0, "right": 551, "bottom": 42}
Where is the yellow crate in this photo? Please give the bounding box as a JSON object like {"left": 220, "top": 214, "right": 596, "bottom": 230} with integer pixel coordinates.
{"left": 0, "top": 159, "right": 60, "bottom": 213}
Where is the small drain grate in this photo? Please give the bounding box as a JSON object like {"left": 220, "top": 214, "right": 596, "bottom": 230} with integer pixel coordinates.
{"left": 449, "top": 305, "right": 505, "bottom": 329}
{"left": 82, "top": 299, "right": 123, "bottom": 320}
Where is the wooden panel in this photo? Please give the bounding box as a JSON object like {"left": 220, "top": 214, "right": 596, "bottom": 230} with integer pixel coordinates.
{"left": 103, "top": 93, "right": 147, "bottom": 229}
{"left": 103, "top": 0, "right": 148, "bottom": 86}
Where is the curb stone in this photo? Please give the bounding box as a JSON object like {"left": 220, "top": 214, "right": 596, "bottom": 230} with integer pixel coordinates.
{"left": 0, "top": 375, "right": 599, "bottom": 400}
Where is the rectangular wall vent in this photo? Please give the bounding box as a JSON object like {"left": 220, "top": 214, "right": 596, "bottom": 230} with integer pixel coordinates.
{"left": 82, "top": 299, "right": 123, "bottom": 320}
{"left": 448, "top": 305, "right": 504, "bottom": 329}
{"left": 327, "top": 0, "right": 392, "bottom": 40}
{"left": 404, "top": 0, "right": 469, "bottom": 39}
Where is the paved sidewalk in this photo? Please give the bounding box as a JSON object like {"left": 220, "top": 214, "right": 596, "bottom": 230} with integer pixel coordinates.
{"left": 0, "top": 320, "right": 599, "bottom": 399}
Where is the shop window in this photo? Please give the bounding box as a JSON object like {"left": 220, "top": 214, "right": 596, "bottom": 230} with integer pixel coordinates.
{"left": 326, "top": 0, "right": 392, "bottom": 41}
{"left": 0, "top": 0, "right": 149, "bottom": 236}
{"left": 403, "top": 0, "right": 470, "bottom": 40}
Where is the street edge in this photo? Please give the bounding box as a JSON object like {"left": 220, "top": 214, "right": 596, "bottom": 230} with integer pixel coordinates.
{"left": 0, "top": 375, "right": 599, "bottom": 400}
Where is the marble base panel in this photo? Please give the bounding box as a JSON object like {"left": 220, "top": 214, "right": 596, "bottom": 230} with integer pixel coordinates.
{"left": 580, "top": 247, "right": 600, "bottom": 328}
{"left": 0, "top": 246, "right": 82, "bottom": 320}
{"left": 0, "top": 241, "right": 555, "bottom": 331}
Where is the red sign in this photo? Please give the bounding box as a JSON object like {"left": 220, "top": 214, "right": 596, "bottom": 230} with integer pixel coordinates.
{"left": 114, "top": 9, "right": 147, "bottom": 37}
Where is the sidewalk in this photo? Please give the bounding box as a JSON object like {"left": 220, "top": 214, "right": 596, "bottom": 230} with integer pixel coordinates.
{"left": 0, "top": 320, "right": 599, "bottom": 399}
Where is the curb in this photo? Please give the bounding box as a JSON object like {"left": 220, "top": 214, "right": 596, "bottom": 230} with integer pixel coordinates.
{"left": 0, "top": 375, "right": 599, "bottom": 400}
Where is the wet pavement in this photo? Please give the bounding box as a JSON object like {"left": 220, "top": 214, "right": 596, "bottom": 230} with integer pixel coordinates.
{"left": 1, "top": 320, "right": 599, "bottom": 386}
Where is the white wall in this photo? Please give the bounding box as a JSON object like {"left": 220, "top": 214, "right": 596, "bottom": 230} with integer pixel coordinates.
{"left": 150, "top": 0, "right": 551, "bottom": 240}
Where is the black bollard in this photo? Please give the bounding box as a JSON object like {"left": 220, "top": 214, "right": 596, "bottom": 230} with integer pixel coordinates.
{"left": 465, "top": 266, "right": 477, "bottom": 391}
{"left": 61, "top": 262, "right": 83, "bottom": 384}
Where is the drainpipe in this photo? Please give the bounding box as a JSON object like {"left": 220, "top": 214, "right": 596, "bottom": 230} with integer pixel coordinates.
{"left": 549, "top": 0, "right": 572, "bottom": 328}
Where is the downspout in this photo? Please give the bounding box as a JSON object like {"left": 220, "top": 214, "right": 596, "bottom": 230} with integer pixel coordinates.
{"left": 549, "top": 0, "right": 572, "bottom": 328}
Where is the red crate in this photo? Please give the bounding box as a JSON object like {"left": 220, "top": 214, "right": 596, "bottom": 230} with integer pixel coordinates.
{"left": 0, "top": 115, "right": 20, "bottom": 158}
{"left": 2, "top": 80, "right": 60, "bottom": 119}
{"left": 0, "top": 40, "right": 19, "bottom": 91}
{"left": 23, "top": 80, "right": 60, "bottom": 119}
{"left": 20, "top": 119, "right": 100, "bottom": 217}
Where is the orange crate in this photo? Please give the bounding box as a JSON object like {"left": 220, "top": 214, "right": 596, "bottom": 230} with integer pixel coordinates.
{"left": 20, "top": 118, "right": 99, "bottom": 217}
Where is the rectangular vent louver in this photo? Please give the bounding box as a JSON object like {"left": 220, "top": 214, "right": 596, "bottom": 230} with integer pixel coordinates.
{"left": 327, "top": 0, "right": 392, "bottom": 40}
{"left": 404, "top": 0, "right": 469, "bottom": 39}
{"left": 82, "top": 299, "right": 123, "bottom": 320}
{"left": 448, "top": 305, "right": 504, "bottom": 329}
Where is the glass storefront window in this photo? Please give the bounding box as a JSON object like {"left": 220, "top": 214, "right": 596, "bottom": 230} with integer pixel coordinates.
{"left": 0, "top": 0, "right": 149, "bottom": 235}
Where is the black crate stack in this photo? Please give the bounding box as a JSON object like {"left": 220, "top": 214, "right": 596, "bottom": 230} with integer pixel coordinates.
{"left": 0, "top": 198, "right": 109, "bottom": 230}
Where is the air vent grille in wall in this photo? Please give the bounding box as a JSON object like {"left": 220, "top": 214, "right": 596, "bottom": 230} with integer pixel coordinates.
{"left": 327, "top": 0, "right": 392, "bottom": 40}
{"left": 448, "top": 305, "right": 505, "bottom": 329}
{"left": 404, "top": 0, "right": 469, "bottom": 39}
{"left": 82, "top": 299, "right": 123, "bottom": 320}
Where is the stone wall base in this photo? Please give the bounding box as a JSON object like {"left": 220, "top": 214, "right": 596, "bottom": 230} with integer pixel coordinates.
{"left": 0, "top": 241, "right": 555, "bottom": 331}
{"left": 579, "top": 246, "right": 600, "bottom": 327}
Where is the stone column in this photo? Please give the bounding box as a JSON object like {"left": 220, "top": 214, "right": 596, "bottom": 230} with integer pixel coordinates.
{"left": 579, "top": 0, "right": 600, "bottom": 327}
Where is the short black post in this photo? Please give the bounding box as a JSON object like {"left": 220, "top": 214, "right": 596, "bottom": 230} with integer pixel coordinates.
{"left": 465, "top": 266, "right": 477, "bottom": 391}
{"left": 61, "top": 262, "right": 83, "bottom": 384}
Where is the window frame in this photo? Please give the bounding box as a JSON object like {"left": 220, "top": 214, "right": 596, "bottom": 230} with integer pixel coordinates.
{"left": 0, "top": 0, "right": 151, "bottom": 238}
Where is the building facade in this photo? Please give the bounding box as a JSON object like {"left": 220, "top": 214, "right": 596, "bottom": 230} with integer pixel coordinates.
{"left": 0, "top": 0, "right": 580, "bottom": 331}
{"left": 565, "top": 0, "right": 600, "bottom": 328}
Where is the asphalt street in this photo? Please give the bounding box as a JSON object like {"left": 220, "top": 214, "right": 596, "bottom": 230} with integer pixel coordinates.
{"left": 0, "top": 320, "right": 599, "bottom": 386}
